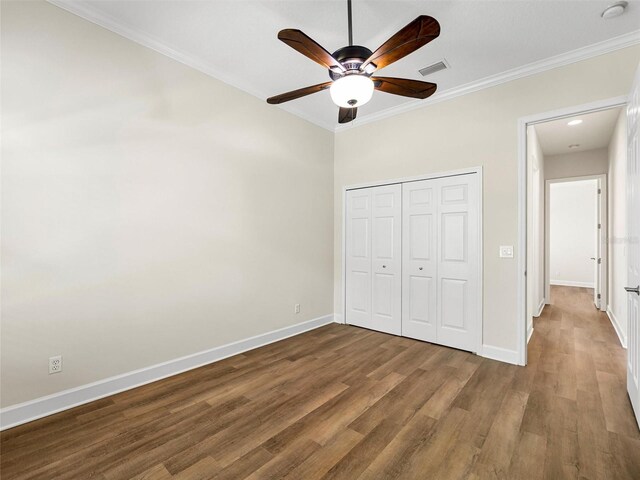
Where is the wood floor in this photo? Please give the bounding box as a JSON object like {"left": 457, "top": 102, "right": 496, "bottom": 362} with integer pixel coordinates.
{"left": 1, "top": 286, "right": 639, "bottom": 479}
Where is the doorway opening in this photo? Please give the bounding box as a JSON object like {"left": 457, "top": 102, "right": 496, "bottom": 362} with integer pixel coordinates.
{"left": 547, "top": 176, "right": 604, "bottom": 309}
{"left": 525, "top": 104, "right": 626, "bottom": 355}
{"left": 519, "top": 72, "right": 640, "bottom": 430}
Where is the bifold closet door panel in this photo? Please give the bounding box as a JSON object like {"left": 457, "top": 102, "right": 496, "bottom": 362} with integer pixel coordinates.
{"left": 371, "top": 184, "right": 402, "bottom": 335}
{"left": 346, "top": 174, "right": 478, "bottom": 350}
{"left": 345, "top": 189, "right": 372, "bottom": 329}
{"left": 436, "top": 174, "right": 479, "bottom": 352}
{"left": 401, "top": 181, "right": 437, "bottom": 342}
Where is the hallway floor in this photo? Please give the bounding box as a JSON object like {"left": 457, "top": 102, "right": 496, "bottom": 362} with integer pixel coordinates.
{"left": 523, "top": 285, "right": 639, "bottom": 478}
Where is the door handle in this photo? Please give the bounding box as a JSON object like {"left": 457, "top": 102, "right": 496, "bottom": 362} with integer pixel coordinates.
{"left": 624, "top": 285, "right": 640, "bottom": 295}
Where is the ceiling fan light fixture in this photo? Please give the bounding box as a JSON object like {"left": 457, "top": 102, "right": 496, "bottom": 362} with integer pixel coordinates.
{"left": 266, "top": 2, "right": 441, "bottom": 123}
{"left": 330, "top": 75, "right": 374, "bottom": 108}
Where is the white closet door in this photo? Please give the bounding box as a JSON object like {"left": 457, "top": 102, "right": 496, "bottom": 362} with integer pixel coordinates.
{"left": 371, "top": 184, "right": 402, "bottom": 334}
{"left": 436, "top": 174, "right": 479, "bottom": 352}
{"left": 402, "top": 181, "right": 437, "bottom": 342}
{"left": 346, "top": 174, "right": 478, "bottom": 352}
{"left": 345, "top": 189, "right": 372, "bottom": 329}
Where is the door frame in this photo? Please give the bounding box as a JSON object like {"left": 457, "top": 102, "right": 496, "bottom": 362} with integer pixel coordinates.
{"left": 340, "top": 166, "right": 483, "bottom": 355}
{"left": 544, "top": 174, "right": 607, "bottom": 308}
{"left": 517, "top": 95, "right": 628, "bottom": 366}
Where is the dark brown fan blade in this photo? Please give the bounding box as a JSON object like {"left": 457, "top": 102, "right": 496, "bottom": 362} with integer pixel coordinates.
{"left": 373, "top": 77, "right": 437, "bottom": 99}
{"left": 278, "top": 29, "right": 345, "bottom": 72}
{"left": 338, "top": 107, "right": 358, "bottom": 124}
{"left": 267, "top": 81, "right": 332, "bottom": 104}
{"left": 361, "top": 16, "right": 440, "bottom": 72}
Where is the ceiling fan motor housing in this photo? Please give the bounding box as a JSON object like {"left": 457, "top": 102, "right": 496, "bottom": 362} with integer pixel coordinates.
{"left": 329, "top": 45, "right": 374, "bottom": 80}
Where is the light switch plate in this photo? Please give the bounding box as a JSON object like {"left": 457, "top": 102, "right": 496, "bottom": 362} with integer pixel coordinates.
{"left": 499, "top": 245, "right": 514, "bottom": 258}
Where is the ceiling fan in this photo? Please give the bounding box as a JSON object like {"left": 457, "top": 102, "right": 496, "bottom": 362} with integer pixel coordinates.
{"left": 267, "top": 0, "right": 441, "bottom": 124}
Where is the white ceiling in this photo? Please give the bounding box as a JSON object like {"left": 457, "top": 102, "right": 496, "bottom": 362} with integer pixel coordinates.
{"left": 534, "top": 106, "right": 623, "bottom": 156}
{"left": 50, "top": 0, "right": 640, "bottom": 130}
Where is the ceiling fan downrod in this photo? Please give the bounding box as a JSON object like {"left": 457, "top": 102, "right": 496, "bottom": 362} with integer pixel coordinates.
{"left": 347, "top": 0, "right": 353, "bottom": 46}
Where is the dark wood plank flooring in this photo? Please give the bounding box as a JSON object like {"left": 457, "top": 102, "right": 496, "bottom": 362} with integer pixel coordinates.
{"left": 1, "top": 286, "right": 639, "bottom": 479}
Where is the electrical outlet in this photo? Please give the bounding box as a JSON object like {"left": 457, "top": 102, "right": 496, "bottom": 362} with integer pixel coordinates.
{"left": 49, "top": 355, "right": 62, "bottom": 374}
{"left": 294, "top": 304, "right": 300, "bottom": 314}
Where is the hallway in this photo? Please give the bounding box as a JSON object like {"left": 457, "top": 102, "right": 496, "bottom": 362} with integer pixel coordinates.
{"left": 526, "top": 285, "right": 639, "bottom": 478}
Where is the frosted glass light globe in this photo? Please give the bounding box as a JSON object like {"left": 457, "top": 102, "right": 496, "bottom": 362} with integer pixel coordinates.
{"left": 330, "top": 75, "right": 374, "bottom": 108}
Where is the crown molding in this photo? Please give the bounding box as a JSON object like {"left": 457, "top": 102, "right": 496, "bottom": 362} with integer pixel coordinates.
{"left": 335, "top": 29, "right": 640, "bottom": 132}
{"left": 46, "top": 0, "right": 336, "bottom": 132}
{"left": 47, "top": 1, "right": 639, "bottom": 133}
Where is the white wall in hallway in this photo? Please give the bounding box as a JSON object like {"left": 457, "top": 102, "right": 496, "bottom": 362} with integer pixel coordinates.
{"left": 607, "top": 109, "right": 628, "bottom": 345}
{"left": 545, "top": 148, "right": 609, "bottom": 180}
{"left": 549, "top": 180, "right": 598, "bottom": 288}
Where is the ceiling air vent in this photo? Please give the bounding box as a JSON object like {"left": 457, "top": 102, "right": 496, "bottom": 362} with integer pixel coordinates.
{"left": 419, "top": 59, "right": 449, "bottom": 77}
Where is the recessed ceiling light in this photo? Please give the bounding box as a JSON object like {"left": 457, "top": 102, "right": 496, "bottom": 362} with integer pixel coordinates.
{"left": 567, "top": 119, "right": 583, "bottom": 126}
{"left": 569, "top": 144, "right": 580, "bottom": 149}
{"left": 602, "top": 1, "right": 627, "bottom": 19}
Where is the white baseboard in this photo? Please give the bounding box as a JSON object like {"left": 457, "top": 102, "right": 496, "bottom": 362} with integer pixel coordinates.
{"left": 480, "top": 344, "right": 520, "bottom": 365}
{"left": 606, "top": 307, "right": 627, "bottom": 349}
{"left": 527, "top": 325, "right": 534, "bottom": 344}
{"left": 0, "top": 314, "right": 334, "bottom": 431}
{"left": 535, "top": 298, "right": 546, "bottom": 317}
{"left": 550, "top": 280, "right": 594, "bottom": 288}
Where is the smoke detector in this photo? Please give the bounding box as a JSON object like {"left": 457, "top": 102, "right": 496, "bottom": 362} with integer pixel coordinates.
{"left": 601, "top": 1, "right": 627, "bottom": 19}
